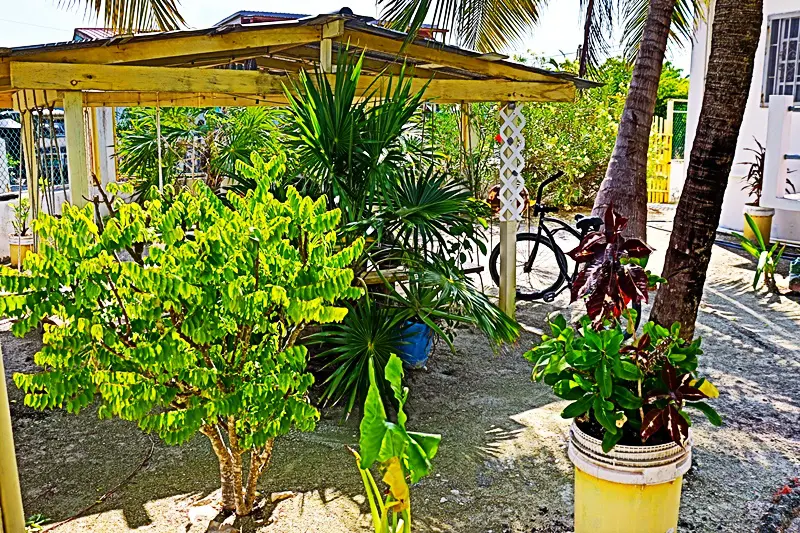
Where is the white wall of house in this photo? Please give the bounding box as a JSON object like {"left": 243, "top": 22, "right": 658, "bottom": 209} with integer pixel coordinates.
{"left": 682, "top": 0, "right": 800, "bottom": 244}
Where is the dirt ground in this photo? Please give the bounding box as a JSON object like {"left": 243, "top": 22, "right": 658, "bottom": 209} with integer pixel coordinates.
{"left": 3, "top": 207, "right": 799, "bottom": 533}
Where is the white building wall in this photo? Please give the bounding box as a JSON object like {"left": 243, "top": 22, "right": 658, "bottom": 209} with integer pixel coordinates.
{"left": 682, "top": 0, "right": 800, "bottom": 243}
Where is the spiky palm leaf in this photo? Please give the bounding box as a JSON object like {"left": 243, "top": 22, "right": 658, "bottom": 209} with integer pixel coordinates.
{"left": 60, "top": 0, "right": 185, "bottom": 32}
{"left": 620, "top": 0, "right": 709, "bottom": 62}
{"left": 380, "top": 0, "right": 707, "bottom": 75}
{"left": 579, "top": 0, "right": 614, "bottom": 77}
{"left": 379, "top": 0, "right": 544, "bottom": 52}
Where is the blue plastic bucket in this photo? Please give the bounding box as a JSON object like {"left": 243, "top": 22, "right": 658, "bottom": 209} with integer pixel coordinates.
{"left": 397, "top": 321, "right": 433, "bottom": 369}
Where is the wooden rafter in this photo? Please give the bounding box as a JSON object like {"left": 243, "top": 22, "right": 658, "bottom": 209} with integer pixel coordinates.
{"left": 338, "top": 29, "right": 555, "bottom": 82}
{"left": 0, "top": 23, "right": 326, "bottom": 91}
{"left": 9, "top": 62, "right": 575, "bottom": 104}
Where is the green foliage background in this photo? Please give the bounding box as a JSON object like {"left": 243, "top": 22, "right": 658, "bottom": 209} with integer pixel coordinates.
{"left": 427, "top": 57, "right": 688, "bottom": 209}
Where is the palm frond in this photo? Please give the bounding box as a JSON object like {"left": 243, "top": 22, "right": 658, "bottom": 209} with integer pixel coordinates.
{"left": 60, "top": 0, "right": 185, "bottom": 32}
{"left": 620, "top": 0, "right": 709, "bottom": 62}
{"left": 379, "top": 0, "right": 545, "bottom": 52}
{"left": 579, "top": 0, "right": 615, "bottom": 78}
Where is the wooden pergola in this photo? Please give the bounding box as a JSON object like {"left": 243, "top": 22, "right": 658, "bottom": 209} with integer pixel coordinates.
{"left": 0, "top": 15, "right": 597, "bottom": 529}
{"left": 0, "top": 11, "right": 595, "bottom": 314}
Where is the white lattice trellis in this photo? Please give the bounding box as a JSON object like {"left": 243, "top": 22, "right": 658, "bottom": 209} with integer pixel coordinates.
{"left": 498, "top": 103, "right": 526, "bottom": 222}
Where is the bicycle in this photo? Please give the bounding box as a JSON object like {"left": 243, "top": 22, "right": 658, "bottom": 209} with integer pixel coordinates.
{"left": 488, "top": 171, "right": 604, "bottom": 302}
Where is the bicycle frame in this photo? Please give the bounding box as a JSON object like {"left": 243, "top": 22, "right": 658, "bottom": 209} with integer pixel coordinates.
{"left": 525, "top": 213, "right": 583, "bottom": 296}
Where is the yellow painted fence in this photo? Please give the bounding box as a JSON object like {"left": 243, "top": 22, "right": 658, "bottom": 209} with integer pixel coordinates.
{"left": 647, "top": 115, "right": 673, "bottom": 204}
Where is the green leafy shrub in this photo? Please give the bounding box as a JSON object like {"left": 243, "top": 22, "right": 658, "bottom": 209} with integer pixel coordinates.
{"left": 1, "top": 154, "right": 363, "bottom": 515}
{"left": 527, "top": 318, "right": 720, "bottom": 451}
{"left": 350, "top": 354, "right": 441, "bottom": 533}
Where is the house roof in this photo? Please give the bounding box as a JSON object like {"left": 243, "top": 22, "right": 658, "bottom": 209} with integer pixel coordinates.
{"left": 73, "top": 28, "right": 117, "bottom": 41}
{"left": 214, "top": 11, "right": 321, "bottom": 26}
{"left": 0, "top": 11, "right": 599, "bottom": 109}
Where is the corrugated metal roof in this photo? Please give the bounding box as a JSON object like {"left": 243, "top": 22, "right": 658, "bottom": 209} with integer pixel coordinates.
{"left": 214, "top": 11, "right": 313, "bottom": 26}
{"left": 73, "top": 28, "right": 118, "bottom": 41}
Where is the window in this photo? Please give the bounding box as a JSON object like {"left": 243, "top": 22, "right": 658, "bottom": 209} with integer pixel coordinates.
{"left": 765, "top": 14, "right": 800, "bottom": 104}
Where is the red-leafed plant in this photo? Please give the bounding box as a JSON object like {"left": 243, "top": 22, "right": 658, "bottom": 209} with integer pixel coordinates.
{"left": 641, "top": 363, "right": 712, "bottom": 445}
{"left": 567, "top": 204, "right": 653, "bottom": 325}
{"left": 525, "top": 205, "right": 721, "bottom": 451}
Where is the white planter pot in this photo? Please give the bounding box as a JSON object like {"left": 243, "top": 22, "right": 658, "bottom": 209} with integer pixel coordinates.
{"left": 8, "top": 234, "right": 34, "bottom": 247}
{"left": 744, "top": 204, "right": 775, "bottom": 218}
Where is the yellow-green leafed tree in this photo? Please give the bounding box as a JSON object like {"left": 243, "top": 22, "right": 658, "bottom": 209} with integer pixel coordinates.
{"left": 0, "top": 152, "right": 363, "bottom": 516}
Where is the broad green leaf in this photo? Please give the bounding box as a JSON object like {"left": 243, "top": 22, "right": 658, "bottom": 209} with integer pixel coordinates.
{"left": 593, "top": 396, "right": 618, "bottom": 435}
{"left": 561, "top": 394, "right": 594, "bottom": 419}
{"left": 595, "top": 362, "right": 612, "bottom": 399}
{"left": 687, "top": 402, "right": 722, "bottom": 426}
{"left": 359, "top": 360, "right": 388, "bottom": 468}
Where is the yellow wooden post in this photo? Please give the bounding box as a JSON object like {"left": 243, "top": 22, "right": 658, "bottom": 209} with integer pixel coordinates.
{"left": 0, "top": 348, "right": 25, "bottom": 533}
{"left": 15, "top": 94, "right": 40, "bottom": 223}
{"left": 499, "top": 220, "right": 517, "bottom": 317}
{"left": 63, "top": 91, "right": 90, "bottom": 208}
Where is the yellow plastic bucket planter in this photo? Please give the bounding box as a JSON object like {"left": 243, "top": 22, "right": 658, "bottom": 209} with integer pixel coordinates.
{"left": 743, "top": 205, "right": 775, "bottom": 244}
{"left": 8, "top": 234, "right": 34, "bottom": 268}
{"left": 568, "top": 422, "right": 692, "bottom": 533}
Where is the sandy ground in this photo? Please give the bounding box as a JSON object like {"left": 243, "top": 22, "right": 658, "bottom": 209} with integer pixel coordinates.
{"left": 3, "top": 207, "right": 799, "bottom": 533}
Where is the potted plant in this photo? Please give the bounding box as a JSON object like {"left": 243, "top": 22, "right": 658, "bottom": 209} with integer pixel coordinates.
{"left": 525, "top": 206, "right": 721, "bottom": 533}
{"left": 740, "top": 138, "right": 775, "bottom": 244}
{"left": 8, "top": 197, "right": 32, "bottom": 267}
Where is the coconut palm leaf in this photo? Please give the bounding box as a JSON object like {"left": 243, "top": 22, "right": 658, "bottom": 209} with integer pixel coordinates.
{"left": 59, "top": 0, "right": 185, "bottom": 32}
{"left": 379, "top": 0, "right": 544, "bottom": 52}
{"left": 579, "top": 0, "right": 615, "bottom": 77}
{"left": 620, "top": 0, "right": 709, "bottom": 62}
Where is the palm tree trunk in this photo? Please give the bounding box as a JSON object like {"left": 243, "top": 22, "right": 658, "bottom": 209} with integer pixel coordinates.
{"left": 591, "top": 0, "right": 677, "bottom": 240}
{"left": 650, "top": 0, "right": 763, "bottom": 338}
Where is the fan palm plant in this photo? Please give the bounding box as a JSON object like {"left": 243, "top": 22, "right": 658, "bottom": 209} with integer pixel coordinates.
{"left": 283, "top": 51, "right": 428, "bottom": 225}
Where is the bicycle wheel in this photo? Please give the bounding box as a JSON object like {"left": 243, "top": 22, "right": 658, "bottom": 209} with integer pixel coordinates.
{"left": 489, "top": 233, "right": 566, "bottom": 301}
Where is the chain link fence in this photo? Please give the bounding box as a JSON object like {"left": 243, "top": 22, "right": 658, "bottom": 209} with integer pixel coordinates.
{"left": 671, "top": 100, "right": 688, "bottom": 160}
{"left": 0, "top": 108, "right": 69, "bottom": 201}
{"left": 0, "top": 111, "right": 23, "bottom": 195}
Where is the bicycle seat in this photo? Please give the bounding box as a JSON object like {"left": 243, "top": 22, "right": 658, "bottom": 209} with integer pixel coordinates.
{"left": 575, "top": 215, "right": 603, "bottom": 232}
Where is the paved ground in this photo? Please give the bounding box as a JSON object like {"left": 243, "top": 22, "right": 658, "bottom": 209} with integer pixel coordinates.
{"left": 3, "top": 207, "right": 799, "bottom": 532}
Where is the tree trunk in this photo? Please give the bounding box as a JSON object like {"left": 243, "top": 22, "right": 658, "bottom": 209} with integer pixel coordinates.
{"left": 227, "top": 416, "right": 246, "bottom": 515}
{"left": 591, "top": 0, "right": 677, "bottom": 240}
{"left": 243, "top": 439, "right": 275, "bottom": 513}
{"left": 650, "top": 0, "right": 763, "bottom": 338}
{"left": 202, "top": 422, "right": 276, "bottom": 516}
{"left": 201, "top": 424, "right": 237, "bottom": 512}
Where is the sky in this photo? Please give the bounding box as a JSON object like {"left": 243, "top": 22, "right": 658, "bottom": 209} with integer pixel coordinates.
{"left": 0, "top": 0, "right": 692, "bottom": 74}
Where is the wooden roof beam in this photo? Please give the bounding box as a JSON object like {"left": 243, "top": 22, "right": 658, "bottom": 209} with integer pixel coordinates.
{"left": 9, "top": 61, "right": 574, "bottom": 103}
{"left": 2, "top": 24, "right": 324, "bottom": 68}
{"left": 338, "top": 29, "right": 555, "bottom": 82}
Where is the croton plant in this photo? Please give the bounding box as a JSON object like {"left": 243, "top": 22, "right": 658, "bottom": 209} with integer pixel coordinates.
{"left": 525, "top": 205, "right": 721, "bottom": 452}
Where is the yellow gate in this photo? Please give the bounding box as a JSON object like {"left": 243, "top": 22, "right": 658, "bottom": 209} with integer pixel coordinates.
{"left": 647, "top": 115, "right": 673, "bottom": 204}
